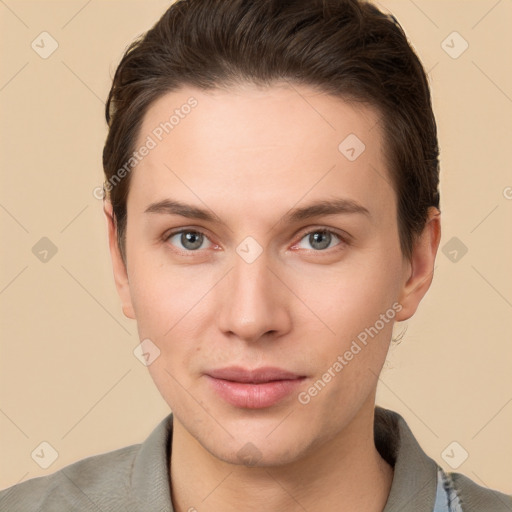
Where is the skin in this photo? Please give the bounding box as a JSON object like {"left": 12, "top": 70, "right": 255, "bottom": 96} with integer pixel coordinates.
{"left": 105, "top": 82, "right": 441, "bottom": 512}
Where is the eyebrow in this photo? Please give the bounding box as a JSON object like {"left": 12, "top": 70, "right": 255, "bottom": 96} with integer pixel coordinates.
{"left": 144, "top": 197, "right": 371, "bottom": 225}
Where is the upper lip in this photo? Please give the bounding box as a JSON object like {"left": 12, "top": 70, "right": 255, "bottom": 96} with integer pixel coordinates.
{"left": 206, "top": 366, "right": 305, "bottom": 383}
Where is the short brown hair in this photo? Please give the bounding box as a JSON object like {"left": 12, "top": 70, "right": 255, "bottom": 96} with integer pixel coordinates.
{"left": 103, "top": 0, "right": 440, "bottom": 264}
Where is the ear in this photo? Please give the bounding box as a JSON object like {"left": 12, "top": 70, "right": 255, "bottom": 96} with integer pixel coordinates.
{"left": 395, "top": 207, "right": 441, "bottom": 321}
{"left": 104, "top": 200, "right": 136, "bottom": 319}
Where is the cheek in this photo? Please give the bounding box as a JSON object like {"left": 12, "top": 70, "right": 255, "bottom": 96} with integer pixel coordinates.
{"left": 127, "top": 259, "right": 213, "bottom": 364}
{"left": 127, "top": 251, "right": 195, "bottom": 334}
{"left": 305, "top": 252, "right": 402, "bottom": 332}
{"left": 132, "top": 268, "right": 201, "bottom": 409}
{"left": 301, "top": 248, "right": 403, "bottom": 382}
{"left": 130, "top": 277, "right": 174, "bottom": 337}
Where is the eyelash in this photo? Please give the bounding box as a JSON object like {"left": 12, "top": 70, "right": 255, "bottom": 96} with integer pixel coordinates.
{"left": 163, "top": 227, "right": 350, "bottom": 255}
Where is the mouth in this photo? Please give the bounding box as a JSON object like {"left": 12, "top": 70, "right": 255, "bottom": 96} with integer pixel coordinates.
{"left": 205, "top": 366, "right": 307, "bottom": 409}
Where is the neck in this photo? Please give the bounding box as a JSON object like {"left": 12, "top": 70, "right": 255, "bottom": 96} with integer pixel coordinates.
{"left": 169, "top": 403, "right": 394, "bottom": 512}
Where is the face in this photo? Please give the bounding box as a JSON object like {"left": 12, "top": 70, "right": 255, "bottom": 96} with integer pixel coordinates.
{"left": 107, "top": 83, "right": 439, "bottom": 466}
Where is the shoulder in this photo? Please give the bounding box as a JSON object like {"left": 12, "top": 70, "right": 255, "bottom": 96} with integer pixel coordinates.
{"left": 0, "top": 413, "right": 174, "bottom": 512}
{"left": 447, "top": 470, "right": 512, "bottom": 512}
{"left": 375, "top": 407, "right": 512, "bottom": 512}
{"left": 0, "top": 443, "right": 141, "bottom": 512}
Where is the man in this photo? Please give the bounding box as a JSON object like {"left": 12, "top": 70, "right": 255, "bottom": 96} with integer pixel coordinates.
{"left": 1, "top": 0, "right": 510, "bottom": 510}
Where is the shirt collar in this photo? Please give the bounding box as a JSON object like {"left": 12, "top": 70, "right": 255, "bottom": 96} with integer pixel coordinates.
{"left": 377, "top": 406, "right": 439, "bottom": 511}
{"left": 129, "top": 412, "right": 174, "bottom": 511}
{"left": 129, "top": 407, "right": 439, "bottom": 512}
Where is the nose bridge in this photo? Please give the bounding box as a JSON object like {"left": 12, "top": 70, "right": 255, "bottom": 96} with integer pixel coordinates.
{"left": 217, "top": 247, "right": 288, "bottom": 341}
{"left": 233, "top": 253, "right": 269, "bottom": 302}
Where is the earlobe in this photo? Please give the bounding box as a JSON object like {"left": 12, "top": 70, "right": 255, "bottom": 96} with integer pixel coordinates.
{"left": 103, "top": 200, "right": 136, "bottom": 320}
{"left": 395, "top": 207, "right": 441, "bottom": 322}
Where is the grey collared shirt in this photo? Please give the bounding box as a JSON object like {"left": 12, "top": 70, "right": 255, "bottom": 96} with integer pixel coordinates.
{"left": 1, "top": 407, "right": 510, "bottom": 511}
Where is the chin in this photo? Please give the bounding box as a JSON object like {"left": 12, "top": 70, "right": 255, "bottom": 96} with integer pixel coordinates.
{"left": 193, "top": 420, "right": 311, "bottom": 468}
{"left": 211, "top": 439, "right": 303, "bottom": 468}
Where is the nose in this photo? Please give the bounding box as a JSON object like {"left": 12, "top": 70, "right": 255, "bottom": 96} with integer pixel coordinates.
{"left": 216, "top": 249, "right": 292, "bottom": 343}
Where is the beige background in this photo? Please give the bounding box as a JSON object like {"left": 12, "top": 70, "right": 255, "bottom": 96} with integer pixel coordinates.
{"left": 1, "top": 0, "right": 511, "bottom": 495}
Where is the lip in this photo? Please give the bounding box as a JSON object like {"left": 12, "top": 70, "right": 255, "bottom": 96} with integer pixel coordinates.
{"left": 205, "top": 366, "right": 306, "bottom": 409}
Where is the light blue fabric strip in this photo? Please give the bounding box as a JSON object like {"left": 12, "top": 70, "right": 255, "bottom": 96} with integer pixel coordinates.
{"left": 433, "top": 468, "right": 464, "bottom": 512}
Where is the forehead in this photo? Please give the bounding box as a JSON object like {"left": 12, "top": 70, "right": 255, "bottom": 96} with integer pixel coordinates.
{"left": 128, "top": 83, "right": 393, "bottom": 224}
{"left": 137, "top": 82, "right": 381, "bottom": 155}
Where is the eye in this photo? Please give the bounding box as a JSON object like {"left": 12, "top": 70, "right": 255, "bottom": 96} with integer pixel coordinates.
{"left": 165, "top": 229, "right": 214, "bottom": 252}
{"left": 163, "top": 227, "right": 348, "bottom": 254}
{"left": 293, "top": 229, "right": 347, "bottom": 251}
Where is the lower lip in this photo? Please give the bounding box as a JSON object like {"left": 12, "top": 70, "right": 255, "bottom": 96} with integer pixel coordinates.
{"left": 206, "top": 376, "right": 305, "bottom": 409}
